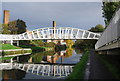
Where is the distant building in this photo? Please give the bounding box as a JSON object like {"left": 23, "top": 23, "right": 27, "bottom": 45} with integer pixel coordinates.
{"left": 3, "top": 10, "right": 10, "bottom": 24}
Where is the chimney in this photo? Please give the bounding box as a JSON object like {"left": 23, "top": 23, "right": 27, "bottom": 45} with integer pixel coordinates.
{"left": 53, "top": 21, "right": 56, "bottom": 28}
{"left": 53, "top": 21, "right": 56, "bottom": 34}
{"left": 4, "top": 10, "right": 10, "bottom": 24}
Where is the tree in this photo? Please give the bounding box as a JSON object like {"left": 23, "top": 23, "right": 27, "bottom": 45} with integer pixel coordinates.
{"left": 8, "top": 20, "right": 18, "bottom": 34}
{"left": 30, "top": 40, "right": 44, "bottom": 47}
{"left": 89, "top": 24, "right": 105, "bottom": 33}
{"left": 8, "top": 19, "right": 27, "bottom": 34}
{"left": 16, "top": 19, "right": 27, "bottom": 34}
{"left": 1, "top": 24, "right": 11, "bottom": 34}
{"left": 74, "top": 24, "right": 104, "bottom": 49}
{"left": 102, "top": 2, "right": 120, "bottom": 26}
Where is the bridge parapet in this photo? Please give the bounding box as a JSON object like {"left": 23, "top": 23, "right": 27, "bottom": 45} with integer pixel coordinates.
{"left": 95, "top": 7, "right": 120, "bottom": 50}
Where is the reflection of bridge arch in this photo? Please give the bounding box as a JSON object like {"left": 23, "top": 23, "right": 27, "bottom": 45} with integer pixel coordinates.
{"left": 0, "top": 27, "right": 101, "bottom": 40}
{"left": 13, "top": 63, "right": 74, "bottom": 77}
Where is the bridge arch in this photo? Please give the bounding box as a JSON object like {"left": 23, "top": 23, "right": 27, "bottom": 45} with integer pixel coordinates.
{"left": 0, "top": 27, "right": 101, "bottom": 40}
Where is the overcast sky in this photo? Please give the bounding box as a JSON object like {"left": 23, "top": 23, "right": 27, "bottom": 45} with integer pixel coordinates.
{"left": 2, "top": 2, "right": 105, "bottom": 30}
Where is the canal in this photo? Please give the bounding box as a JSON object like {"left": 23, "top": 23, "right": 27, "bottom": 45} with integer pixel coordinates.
{"left": 1, "top": 48, "right": 83, "bottom": 80}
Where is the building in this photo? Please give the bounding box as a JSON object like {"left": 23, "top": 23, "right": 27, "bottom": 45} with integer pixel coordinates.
{"left": 3, "top": 10, "right": 10, "bottom": 24}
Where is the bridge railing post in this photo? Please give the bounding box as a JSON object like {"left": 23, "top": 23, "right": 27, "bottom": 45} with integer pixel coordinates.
{"left": 82, "top": 30, "right": 85, "bottom": 39}
{"left": 10, "top": 40, "right": 13, "bottom": 45}
{"left": 76, "top": 29, "right": 79, "bottom": 39}
{"left": 70, "top": 28, "right": 73, "bottom": 39}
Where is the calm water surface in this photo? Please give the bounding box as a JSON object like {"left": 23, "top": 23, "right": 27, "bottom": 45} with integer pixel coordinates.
{"left": 1, "top": 48, "right": 83, "bottom": 80}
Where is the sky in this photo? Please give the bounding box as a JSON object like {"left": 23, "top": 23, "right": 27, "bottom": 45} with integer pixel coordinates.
{"left": 1, "top": 2, "right": 105, "bottom": 31}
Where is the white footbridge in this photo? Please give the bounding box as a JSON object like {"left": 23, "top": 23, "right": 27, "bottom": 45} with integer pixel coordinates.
{"left": 0, "top": 27, "right": 101, "bottom": 40}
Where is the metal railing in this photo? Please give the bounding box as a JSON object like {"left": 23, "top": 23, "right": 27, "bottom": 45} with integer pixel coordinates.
{"left": 0, "top": 27, "right": 101, "bottom": 40}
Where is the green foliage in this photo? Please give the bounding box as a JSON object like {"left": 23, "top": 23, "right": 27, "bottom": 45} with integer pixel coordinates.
{"left": 89, "top": 24, "right": 105, "bottom": 33}
{"left": 55, "top": 45, "right": 66, "bottom": 52}
{"left": 16, "top": 19, "right": 27, "bottom": 34}
{"left": 19, "top": 45, "right": 44, "bottom": 53}
{"left": 102, "top": 2, "right": 120, "bottom": 26}
{"left": 44, "top": 42, "right": 55, "bottom": 47}
{"left": 74, "top": 48, "right": 83, "bottom": 54}
{"left": 31, "top": 53, "right": 43, "bottom": 63}
{"left": 74, "top": 39, "right": 97, "bottom": 50}
{"left": 75, "top": 24, "right": 104, "bottom": 49}
{"left": 8, "top": 19, "right": 27, "bottom": 34}
{"left": 1, "top": 24, "right": 11, "bottom": 34}
{"left": 30, "top": 40, "right": 55, "bottom": 48}
{"left": 30, "top": 40, "right": 44, "bottom": 47}
{"left": 67, "top": 51, "right": 89, "bottom": 80}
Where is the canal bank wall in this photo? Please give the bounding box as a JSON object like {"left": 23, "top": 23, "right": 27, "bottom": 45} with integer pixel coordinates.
{"left": 0, "top": 48, "right": 32, "bottom": 56}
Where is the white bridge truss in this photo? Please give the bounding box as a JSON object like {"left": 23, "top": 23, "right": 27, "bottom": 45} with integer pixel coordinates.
{"left": 13, "top": 63, "right": 74, "bottom": 77}
{"left": 0, "top": 27, "right": 101, "bottom": 40}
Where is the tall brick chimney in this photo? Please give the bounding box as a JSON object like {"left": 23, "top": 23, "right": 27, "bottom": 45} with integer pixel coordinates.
{"left": 53, "top": 21, "right": 56, "bottom": 34}
{"left": 4, "top": 10, "right": 10, "bottom": 24}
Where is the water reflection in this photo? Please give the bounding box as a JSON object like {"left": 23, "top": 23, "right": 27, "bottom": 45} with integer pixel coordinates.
{"left": 15, "top": 48, "right": 82, "bottom": 64}
{"left": 1, "top": 69, "right": 26, "bottom": 80}
{"left": 1, "top": 48, "right": 83, "bottom": 80}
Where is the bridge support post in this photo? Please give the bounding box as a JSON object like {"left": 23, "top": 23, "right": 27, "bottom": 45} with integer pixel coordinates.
{"left": 10, "top": 58, "right": 13, "bottom": 69}
{"left": 10, "top": 40, "right": 13, "bottom": 45}
{"left": 17, "top": 56, "right": 19, "bottom": 62}
{"left": 17, "top": 40, "right": 19, "bottom": 46}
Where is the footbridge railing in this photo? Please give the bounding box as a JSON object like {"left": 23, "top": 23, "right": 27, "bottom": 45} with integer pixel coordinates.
{"left": 0, "top": 27, "right": 101, "bottom": 40}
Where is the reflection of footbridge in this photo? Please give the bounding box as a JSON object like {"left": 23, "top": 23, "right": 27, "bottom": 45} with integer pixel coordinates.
{"left": 14, "top": 63, "right": 74, "bottom": 77}
{"left": 1, "top": 63, "right": 74, "bottom": 77}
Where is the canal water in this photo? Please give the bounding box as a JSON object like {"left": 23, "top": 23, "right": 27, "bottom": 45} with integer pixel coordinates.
{"left": 1, "top": 48, "right": 83, "bottom": 80}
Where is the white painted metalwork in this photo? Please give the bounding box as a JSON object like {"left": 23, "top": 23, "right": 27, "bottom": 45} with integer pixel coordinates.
{"left": 0, "top": 27, "right": 100, "bottom": 40}
{"left": 95, "top": 7, "right": 120, "bottom": 50}
{"left": 13, "top": 63, "right": 74, "bottom": 77}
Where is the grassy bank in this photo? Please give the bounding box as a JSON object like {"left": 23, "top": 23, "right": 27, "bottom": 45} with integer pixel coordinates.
{"left": 19, "top": 45, "right": 55, "bottom": 52}
{"left": 0, "top": 44, "right": 21, "bottom": 50}
{"left": 0, "top": 44, "right": 32, "bottom": 56}
{"left": 2, "top": 49, "right": 32, "bottom": 56}
{"left": 0, "top": 56, "right": 14, "bottom": 60}
{"left": 67, "top": 50, "right": 89, "bottom": 80}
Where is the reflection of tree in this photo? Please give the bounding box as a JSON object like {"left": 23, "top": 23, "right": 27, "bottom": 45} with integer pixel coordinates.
{"left": 17, "top": 55, "right": 30, "bottom": 63}
{"left": 31, "top": 54, "right": 43, "bottom": 63}
{"left": 65, "top": 40, "right": 74, "bottom": 48}
{"left": 74, "top": 48, "right": 83, "bottom": 54}
{"left": 30, "top": 50, "right": 55, "bottom": 63}
{"left": 2, "top": 69, "right": 26, "bottom": 80}
{"left": 64, "top": 48, "right": 73, "bottom": 58}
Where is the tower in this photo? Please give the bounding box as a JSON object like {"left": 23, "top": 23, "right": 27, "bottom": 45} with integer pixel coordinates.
{"left": 3, "top": 10, "right": 10, "bottom": 24}
{"left": 53, "top": 21, "right": 56, "bottom": 34}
